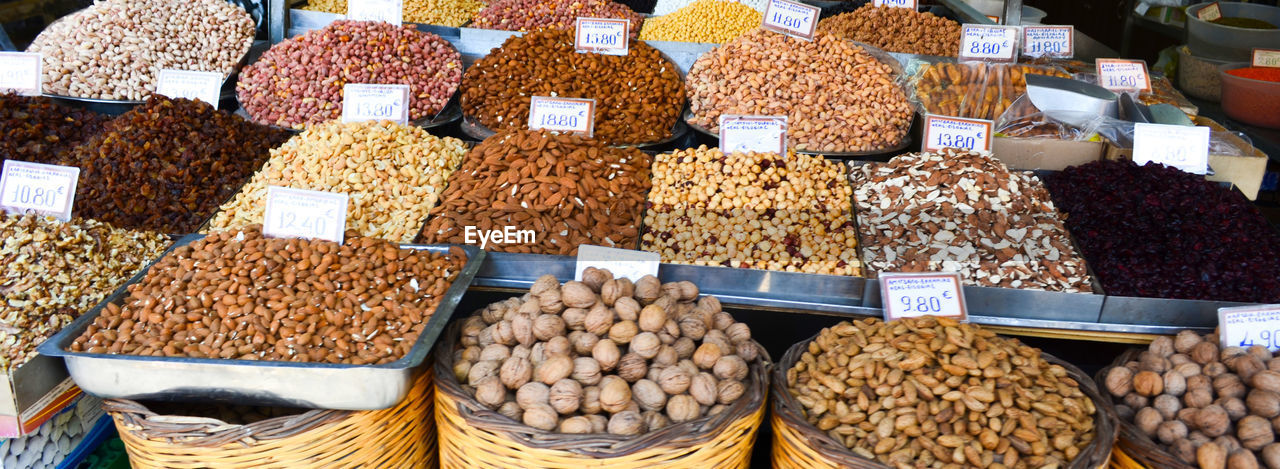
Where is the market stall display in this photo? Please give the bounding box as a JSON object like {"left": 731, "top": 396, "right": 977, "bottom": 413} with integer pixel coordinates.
{"left": 26, "top": 0, "right": 255, "bottom": 101}
{"left": 0, "top": 94, "right": 106, "bottom": 164}
{"left": 298, "top": 0, "right": 485, "bottom": 27}
{"left": 911, "top": 62, "right": 1070, "bottom": 121}
{"left": 642, "top": 146, "right": 861, "bottom": 276}
{"left": 638, "top": 0, "right": 762, "bottom": 43}
{"left": 816, "top": 5, "right": 961, "bottom": 57}
{"left": 471, "top": 0, "right": 644, "bottom": 36}
{"left": 236, "top": 20, "right": 462, "bottom": 130}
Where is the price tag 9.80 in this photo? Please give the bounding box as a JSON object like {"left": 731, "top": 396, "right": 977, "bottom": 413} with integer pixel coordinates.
{"left": 959, "top": 25, "right": 1018, "bottom": 63}
{"left": 342, "top": 84, "right": 410, "bottom": 125}
{"left": 761, "top": 0, "right": 820, "bottom": 41}
{"left": 0, "top": 52, "right": 42, "bottom": 96}
{"left": 263, "top": 186, "right": 349, "bottom": 244}
{"left": 1220, "top": 305, "right": 1280, "bottom": 351}
{"left": 1022, "top": 26, "right": 1073, "bottom": 58}
{"left": 575, "top": 244, "right": 660, "bottom": 283}
{"left": 922, "top": 115, "right": 993, "bottom": 153}
{"left": 529, "top": 96, "right": 595, "bottom": 137}
{"left": 575, "top": 18, "right": 630, "bottom": 56}
{"left": 0, "top": 160, "right": 79, "bottom": 221}
{"left": 879, "top": 272, "right": 968, "bottom": 322}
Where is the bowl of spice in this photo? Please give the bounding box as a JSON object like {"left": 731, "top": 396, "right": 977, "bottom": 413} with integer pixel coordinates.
{"left": 1187, "top": 2, "right": 1280, "bottom": 61}
{"left": 1219, "top": 62, "right": 1280, "bottom": 129}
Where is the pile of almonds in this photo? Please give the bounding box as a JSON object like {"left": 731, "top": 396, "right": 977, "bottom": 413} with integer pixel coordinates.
{"left": 851, "top": 150, "right": 1093, "bottom": 292}
{"left": 1105, "top": 331, "right": 1280, "bottom": 469}
{"left": 787, "top": 316, "right": 1099, "bottom": 468}
{"left": 451, "top": 269, "right": 760, "bottom": 435}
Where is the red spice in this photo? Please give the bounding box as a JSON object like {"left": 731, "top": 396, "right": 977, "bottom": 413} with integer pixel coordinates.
{"left": 1227, "top": 66, "right": 1280, "bottom": 83}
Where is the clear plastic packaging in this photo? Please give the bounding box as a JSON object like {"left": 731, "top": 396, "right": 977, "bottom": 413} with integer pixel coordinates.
{"left": 907, "top": 59, "right": 1071, "bottom": 120}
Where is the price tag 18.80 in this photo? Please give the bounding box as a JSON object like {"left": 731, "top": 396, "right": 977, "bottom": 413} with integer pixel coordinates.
{"left": 1096, "top": 59, "right": 1152, "bottom": 93}
{"left": 575, "top": 245, "right": 660, "bottom": 283}
{"left": 347, "top": 0, "right": 403, "bottom": 25}
{"left": 1197, "top": 2, "right": 1223, "bottom": 21}
{"left": 0, "top": 52, "right": 42, "bottom": 96}
{"left": 719, "top": 115, "right": 787, "bottom": 155}
{"left": 1132, "top": 123, "right": 1210, "bottom": 175}
{"left": 263, "top": 186, "right": 349, "bottom": 244}
{"left": 156, "top": 69, "right": 224, "bottom": 109}
{"left": 959, "top": 25, "right": 1018, "bottom": 63}
{"left": 575, "top": 18, "right": 630, "bottom": 56}
{"left": 922, "top": 115, "right": 993, "bottom": 153}
{"left": 528, "top": 96, "right": 595, "bottom": 137}
{"left": 1253, "top": 48, "right": 1280, "bottom": 68}
{"left": 872, "top": 0, "right": 916, "bottom": 8}
{"left": 762, "top": 0, "right": 820, "bottom": 41}
{"left": 1219, "top": 305, "right": 1280, "bottom": 351}
{"left": 0, "top": 160, "right": 79, "bottom": 221}
{"left": 879, "top": 272, "right": 968, "bottom": 322}
{"left": 1022, "top": 25, "right": 1073, "bottom": 58}
{"left": 342, "top": 84, "right": 410, "bottom": 125}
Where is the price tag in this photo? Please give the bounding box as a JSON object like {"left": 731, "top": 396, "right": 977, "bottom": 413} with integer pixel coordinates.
{"left": 0, "top": 52, "right": 42, "bottom": 96}
{"left": 719, "top": 115, "right": 787, "bottom": 155}
{"left": 922, "top": 115, "right": 993, "bottom": 153}
{"left": 879, "top": 272, "right": 968, "bottom": 322}
{"left": 262, "top": 186, "right": 349, "bottom": 244}
{"left": 985, "top": 15, "right": 1000, "bottom": 23}
{"left": 155, "top": 69, "right": 224, "bottom": 109}
{"left": 1022, "top": 25, "right": 1073, "bottom": 58}
{"left": 347, "top": 0, "right": 403, "bottom": 25}
{"left": 872, "top": 0, "right": 916, "bottom": 8}
{"left": 0, "top": 160, "right": 79, "bottom": 222}
{"left": 1096, "top": 58, "right": 1151, "bottom": 93}
{"left": 575, "top": 245, "right": 660, "bottom": 283}
{"left": 761, "top": 0, "right": 820, "bottom": 41}
{"left": 1219, "top": 305, "right": 1280, "bottom": 351}
{"left": 528, "top": 96, "right": 595, "bottom": 137}
{"left": 1132, "top": 123, "right": 1210, "bottom": 175}
{"left": 959, "top": 25, "right": 1018, "bottom": 63}
{"left": 574, "top": 18, "right": 630, "bottom": 56}
{"left": 342, "top": 84, "right": 410, "bottom": 125}
{"left": 1197, "top": 2, "right": 1222, "bottom": 21}
{"left": 1253, "top": 48, "right": 1280, "bottom": 68}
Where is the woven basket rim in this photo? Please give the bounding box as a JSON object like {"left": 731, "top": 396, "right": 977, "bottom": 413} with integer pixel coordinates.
{"left": 433, "top": 314, "right": 773, "bottom": 458}
{"left": 103, "top": 399, "right": 350, "bottom": 448}
{"left": 1095, "top": 348, "right": 1197, "bottom": 469}
{"left": 770, "top": 322, "right": 1118, "bottom": 469}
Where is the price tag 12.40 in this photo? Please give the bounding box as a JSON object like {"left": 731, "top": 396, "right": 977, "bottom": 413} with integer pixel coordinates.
{"left": 263, "top": 186, "right": 349, "bottom": 244}
{"left": 1132, "top": 123, "right": 1210, "bottom": 175}
{"left": 762, "top": 0, "right": 820, "bottom": 41}
{"left": 575, "top": 18, "right": 630, "bottom": 56}
{"left": 342, "top": 84, "right": 410, "bottom": 125}
{"left": 0, "top": 52, "right": 42, "bottom": 96}
{"left": 879, "top": 272, "right": 968, "bottom": 322}
{"left": 1220, "top": 305, "right": 1280, "bottom": 351}
{"left": 0, "top": 160, "right": 79, "bottom": 222}
{"left": 1096, "top": 58, "right": 1152, "bottom": 93}
{"left": 528, "top": 96, "right": 595, "bottom": 137}
{"left": 575, "top": 244, "right": 660, "bottom": 283}
{"left": 719, "top": 115, "right": 787, "bottom": 155}
{"left": 155, "top": 69, "right": 224, "bottom": 109}
{"left": 922, "top": 115, "right": 993, "bottom": 153}
{"left": 1022, "top": 25, "right": 1073, "bottom": 58}
{"left": 959, "top": 25, "right": 1018, "bottom": 63}
{"left": 347, "top": 0, "right": 403, "bottom": 25}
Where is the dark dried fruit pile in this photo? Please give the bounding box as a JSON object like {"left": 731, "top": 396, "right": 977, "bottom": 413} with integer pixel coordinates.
{"left": 1045, "top": 160, "right": 1280, "bottom": 302}
{"left": 0, "top": 93, "right": 107, "bottom": 164}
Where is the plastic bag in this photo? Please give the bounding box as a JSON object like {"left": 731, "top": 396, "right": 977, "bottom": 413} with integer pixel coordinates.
{"left": 907, "top": 59, "right": 1071, "bottom": 120}
{"left": 994, "top": 95, "right": 1097, "bottom": 140}
{"left": 1072, "top": 71, "right": 1199, "bottom": 118}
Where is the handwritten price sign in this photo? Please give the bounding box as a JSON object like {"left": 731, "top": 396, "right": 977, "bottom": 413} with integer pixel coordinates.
{"left": 1132, "top": 123, "right": 1210, "bottom": 175}
{"left": 0, "top": 160, "right": 79, "bottom": 221}
{"left": 0, "top": 52, "right": 42, "bottom": 96}
{"left": 263, "top": 186, "right": 349, "bottom": 244}
{"left": 959, "top": 25, "right": 1018, "bottom": 63}
{"left": 873, "top": 0, "right": 916, "bottom": 8}
{"left": 1197, "top": 2, "right": 1223, "bottom": 21}
{"left": 529, "top": 96, "right": 595, "bottom": 137}
{"left": 342, "top": 84, "right": 410, "bottom": 125}
{"left": 155, "top": 69, "right": 224, "bottom": 109}
{"left": 1220, "top": 305, "right": 1280, "bottom": 351}
{"left": 347, "top": 0, "right": 403, "bottom": 25}
{"left": 575, "top": 18, "right": 629, "bottom": 56}
{"left": 1254, "top": 49, "right": 1280, "bottom": 68}
{"left": 922, "top": 115, "right": 993, "bottom": 153}
{"left": 1096, "top": 59, "right": 1151, "bottom": 93}
{"left": 879, "top": 272, "right": 968, "bottom": 322}
{"left": 1022, "top": 26, "right": 1073, "bottom": 58}
{"left": 719, "top": 115, "right": 787, "bottom": 155}
{"left": 575, "top": 245, "right": 660, "bottom": 283}
{"left": 762, "top": 0, "right": 820, "bottom": 41}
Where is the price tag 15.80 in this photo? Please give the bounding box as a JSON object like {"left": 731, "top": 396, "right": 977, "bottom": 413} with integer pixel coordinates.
{"left": 575, "top": 244, "right": 660, "bottom": 283}
{"left": 263, "top": 186, "right": 349, "bottom": 244}
{"left": 1253, "top": 48, "right": 1280, "bottom": 68}
{"left": 959, "top": 25, "right": 1018, "bottom": 63}
{"left": 879, "top": 272, "right": 968, "bottom": 322}
{"left": 1022, "top": 25, "right": 1073, "bottom": 58}
{"left": 719, "top": 115, "right": 787, "bottom": 155}
{"left": 873, "top": 0, "right": 916, "bottom": 8}
{"left": 155, "top": 69, "right": 224, "bottom": 109}
{"left": 762, "top": 0, "right": 820, "bottom": 41}
{"left": 342, "top": 84, "right": 410, "bottom": 125}
{"left": 0, "top": 160, "right": 79, "bottom": 221}
{"left": 1132, "top": 123, "right": 1210, "bottom": 175}
{"left": 922, "top": 115, "right": 993, "bottom": 153}
{"left": 347, "top": 0, "right": 403, "bottom": 25}
{"left": 528, "top": 96, "right": 595, "bottom": 137}
{"left": 575, "top": 18, "right": 630, "bottom": 56}
{"left": 1096, "top": 58, "right": 1152, "bottom": 93}
{"left": 1220, "top": 304, "right": 1280, "bottom": 351}
{"left": 0, "top": 52, "right": 42, "bottom": 96}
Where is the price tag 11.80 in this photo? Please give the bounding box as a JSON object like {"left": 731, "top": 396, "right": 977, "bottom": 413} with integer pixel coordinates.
{"left": 1132, "top": 123, "right": 1210, "bottom": 175}
{"left": 1197, "top": 2, "right": 1223, "bottom": 21}
{"left": 262, "top": 186, "right": 349, "bottom": 244}
{"left": 155, "top": 69, "right": 224, "bottom": 109}
{"left": 347, "top": 0, "right": 403, "bottom": 25}
{"left": 1022, "top": 25, "right": 1073, "bottom": 58}
{"left": 575, "top": 18, "right": 630, "bottom": 56}
{"left": 1219, "top": 305, "right": 1280, "bottom": 351}
{"left": 0, "top": 160, "right": 79, "bottom": 222}
{"left": 529, "top": 96, "right": 595, "bottom": 137}
{"left": 1096, "top": 58, "right": 1152, "bottom": 93}
{"left": 761, "top": 0, "right": 820, "bottom": 41}
{"left": 0, "top": 52, "right": 42, "bottom": 96}
{"left": 959, "top": 25, "right": 1018, "bottom": 63}
{"left": 342, "top": 84, "right": 410, "bottom": 125}
{"left": 922, "top": 115, "right": 993, "bottom": 153}
{"left": 575, "top": 244, "right": 660, "bottom": 283}
{"left": 1253, "top": 48, "right": 1280, "bottom": 68}
{"left": 719, "top": 115, "right": 787, "bottom": 155}
{"left": 879, "top": 272, "right": 968, "bottom": 322}
{"left": 872, "top": 0, "right": 916, "bottom": 8}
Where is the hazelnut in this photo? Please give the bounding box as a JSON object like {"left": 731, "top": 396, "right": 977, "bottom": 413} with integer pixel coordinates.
{"left": 549, "top": 379, "right": 583, "bottom": 414}
{"left": 559, "top": 415, "right": 593, "bottom": 434}
{"left": 617, "top": 353, "right": 649, "bottom": 383}
{"left": 632, "top": 379, "right": 667, "bottom": 412}
{"left": 593, "top": 339, "right": 621, "bottom": 371}
{"left": 522, "top": 403, "right": 559, "bottom": 431}
{"left": 517, "top": 382, "right": 551, "bottom": 409}
{"left": 666, "top": 394, "right": 700, "bottom": 423}
{"left": 607, "top": 411, "right": 646, "bottom": 436}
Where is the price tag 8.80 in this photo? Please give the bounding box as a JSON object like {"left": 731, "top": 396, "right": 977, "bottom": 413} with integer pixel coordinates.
{"left": 263, "top": 186, "right": 349, "bottom": 244}
{"left": 719, "top": 115, "right": 787, "bottom": 155}
{"left": 0, "top": 160, "right": 79, "bottom": 221}
{"left": 1253, "top": 48, "right": 1280, "bottom": 68}
{"left": 761, "top": 0, "right": 820, "bottom": 41}
{"left": 959, "top": 25, "right": 1018, "bottom": 63}
{"left": 1220, "top": 305, "right": 1280, "bottom": 351}
{"left": 575, "top": 245, "right": 660, "bottom": 283}
{"left": 922, "top": 115, "right": 993, "bottom": 153}
{"left": 155, "top": 69, "right": 224, "bottom": 109}
{"left": 575, "top": 18, "right": 630, "bottom": 56}
{"left": 1022, "top": 25, "right": 1073, "bottom": 58}
{"left": 347, "top": 0, "right": 403, "bottom": 25}
{"left": 0, "top": 52, "right": 42, "bottom": 96}
{"left": 873, "top": 0, "right": 916, "bottom": 8}
{"left": 1132, "top": 123, "right": 1210, "bottom": 175}
{"left": 342, "top": 84, "right": 410, "bottom": 125}
{"left": 1096, "top": 58, "right": 1151, "bottom": 93}
{"left": 529, "top": 96, "right": 595, "bottom": 137}
{"left": 879, "top": 272, "right": 968, "bottom": 322}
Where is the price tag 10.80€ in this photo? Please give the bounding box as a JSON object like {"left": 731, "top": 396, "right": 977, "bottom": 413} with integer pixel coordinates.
{"left": 762, "top": 0, "right": 820, "bottom": 41}
{"left": 922, "top": 115, "right": 993, "bottom": 153}
{"left": 1220, "top": 305, "right": 1280, "bottom": 351}
{"left": 342, "top": 84, "right": 410, "bottom": 125}
{"left": 263, "top": 186, "right": 349, "bottom": 244}
{"left": 879, "top": 272, "right": 968, "bottom": 322}
{"left": 1132, "top": 123, "right": 1210, "bottom": 175}
{"left": 528, "top": 96, "right": 596, "bottom": 137}
{"left": 0, "top": 52, "right": 42, "bottom": 96}
{"left": 575, "top": 18, "right": 630, "bottom": 56}
{"left": 575, "top": 244, "right": 660, "bottom": 283}
{"left": 959, "top": 25, "right": 1018, "bottom": 63}
{"left": 0, "top": 160, "right": 79, "bottom": 222}
{"left": 1022, "top": 25, "right": 1073, "bottom": 58}
{"left": 156, "top": 69, "right": 224, "bottom": 109}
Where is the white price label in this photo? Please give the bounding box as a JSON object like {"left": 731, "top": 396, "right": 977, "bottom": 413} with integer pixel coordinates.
{"left": 528, "top": 96, "right": 595, "bottom": 137}
{"left": 879, "top": 272, "right": 968, "bottom": 322}
{"left": 922, "top": 115, "right": 993, "bottom": 153}
{"left": 959, "top": 25, "right": 1018, "bottom": 63}
{"left": 0, "top": 160, "right": 79, "bottom": 222}
{"left": 873, "top": 0, "right": 916, "bottom": 8}
{"left": 1096, "top": 59, "right": 1151, "bottom": 93}
{"left": 1220, "top": 305, "right": 1280, "bottom": 351}
{"left": 1197, "top": 2, "right": 1222, "bottom": 21}
{"left": 1022, "top": 26, "right": 1073, "bottom": 58}
{"left": 263, "top": 186, "right": 349, "bottom": 244}
{"left": 1253, "top": 48, "right": 1280, "bottom": 68}
{"left": 342, "top": 84, "right": 410, "bottom": 125}
{"left": 574, "top": 18, "right": 630, "bottom": 56}
{"left": 719, "top": 115, "right": 787, "bottom": 155}
{"left": 1132, "top": 123, "right": 1210, "bottom": 175}
{"left": 575, "top": 245, "right": 660, "bottom": 283}
{"left": 155, "top": 69, "right": 224, "bottom": 109}
{"left": 347, "top": 0, "right": 403, "bottom": 25}
{"left": 0, "top": 52, "right": 42, "bottom": 96}
{"left": 761, "top": 0, "right": 820, "bottom": 41}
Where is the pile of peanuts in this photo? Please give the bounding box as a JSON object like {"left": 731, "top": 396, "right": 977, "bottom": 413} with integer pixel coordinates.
{"left": 300, "top": 0, "right": 485, "bottom": 27}
{"left": 817, "top": 5, "right": 961, "bottom": 57}
{"left": 473, "top": 0, "right": 644, "bottom": 37}
{"left": 686, "top": 29, "right": 913, "bottom": 153}
{"left": 642, "top": 146, "right": 861, "bottom": 276}
{"left": 237, "top": 20, "right": 462, "bottom": 129}
{"left": 0, "top": 94, "right": 106, "bottom": 165}
{"left": 640, "top": 0, "right": 763, "bottom": 43}
{"left": 27, "top": 0, "right": 254, "bottom": 101}
{"left": 207, "top": 120, "right": 467, "bottom": 243}
{"left": 912, "top": 63, "right": 1071, "bottom": 121}
{"left": 462, "top": 30, "right": 685, "bottom": 146}
{"left": 851, "top": 150, "right": 1094, "bottom": 292}
{"left": 70, "top": 226, "right": 468, "bottom": 365}
{"left": 419, "top": 130, "right": 651, "bottom": 255}
{"left": 1, "top": 214, "right": 169, "bottom": 370}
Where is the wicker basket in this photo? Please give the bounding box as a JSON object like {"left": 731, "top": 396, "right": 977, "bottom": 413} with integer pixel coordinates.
{"left": 433, "top": 321, "right": 770, "bottom": 468}
{"left": 771, "top": 331, "right": 1118, "bottom": 469}
{"left": 1095, "top": 348, "right": 1195, "bottom": 469}
{"left": 104, "top": 367, "right": 437, "bottom": 469}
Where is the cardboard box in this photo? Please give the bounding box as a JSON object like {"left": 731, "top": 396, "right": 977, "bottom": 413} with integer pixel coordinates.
{"left": 1103, "top": 117, "right": 1269, "bottom": 200}
{"left": 0, "top": 353, "right": 79, "bottom": 438}
{"left": 991, "top": 136, "right": 1106, "bottom": 171}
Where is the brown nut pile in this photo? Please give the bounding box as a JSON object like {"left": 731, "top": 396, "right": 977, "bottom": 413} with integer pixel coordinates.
{"left": 642, "top": 146, "right": 861, "bottom": 276}
{"left": 58, "top": 96, "right": 290, "bottom": 234}
{"left": 788, "top": 317, "right": 1098, "bottom": 468}
{"left": 817, "top": 5, "right": 961, "bottom": 57}
{"left": 452, "top": 269, "right": 760, "bottom": 435}
{"left": 27, "top": 0, "right": 254, "bottom": 101}
{"left": 461, "top": 29, "right": 684, "bottom": 146}
{"left": 418, "top": 129, "right": 651, "bottom": 255}
{"left": 0, "top": 214, "right": 169, "bottom": 370}
{"left": 912, "top": 63, "right": 1071, "bottom": 121}
{"left": 70, "top": 226, "right": 468, "bottom": 365}
{"left": 852, "top": 150, "right": 1093, "bottom": 293}
{"left": 300, "top": 0, "right": 486, "bottom": 27}
{"left": 686, "top": 29, "right": 912, "bottom": 153}
{"left": 472, "top": 0, "right": 643, "bottom": 37}
{"left": 237, "top": 20, "right": 462, "bottom": 129}
{"left": 0, "top": 93, "right": 107, "bottom": 165}
{"left": 1105, "top": 331, "right": 1280, "bottom": 469}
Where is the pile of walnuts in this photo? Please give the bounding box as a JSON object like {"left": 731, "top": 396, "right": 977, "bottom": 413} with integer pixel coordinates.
{"left": 451, "top": 269, "right": 759, "bottom": 435}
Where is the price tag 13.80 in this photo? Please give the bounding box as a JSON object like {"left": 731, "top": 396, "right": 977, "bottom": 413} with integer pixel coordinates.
{"left": 529, "top": 96, "right": 595, "bottom": 137}
{"left": 879, "top": 272, "right": 968, "bottom": 322}
{"left": 575, "top": 18, "right": 630, "bottom": 56}
{"left": 0, "top": 52, "right": 42, "bottom": 96}
{"left": 0, "top": 160, "right": 79, "bottom": 222}
{"left": 1219, "top": 305, "right": 1280, "bottom": 351}
{"left": 342, "top": 84, "right": 410, "bottom": 125}
{"left": 1096, "top": 58, "right": 1152, "bottom": 93}
{"left": 959, "top": 25, "right": 1018, "bottom": 63}
{"left": 872, "top": 0, "right": 916, "bottom": 8}
{"left": 762, "top": 0, "right": 820, "bottom": 41}
{"left": 1197, "top": 2, "right": 1223, "bottom": 21}
{"left": 263, "top": 186, "right": 349, "bottom": 244}
{"left": 922, "top": 115, "right": 993, "bottom": 153}
{"left": 155, "top": 69, "right": 224, "bottom": 109}
{"left": 347, "top": 0, "right": 403, "bottom": 25}
{"left": 1253, "top": 48, "right": 1280, "bottom": 68}
{"left": 1132, "top": 123, "right": 1210, "bottom": 175}
{"left": 719, "top": 115, "right": 787, "bottom": 155}
{"left": 575, "top": 245, "right": 660, "bottom": 283}
{"left": 1022, "top": 25, "right": 1073, "bottom": 58}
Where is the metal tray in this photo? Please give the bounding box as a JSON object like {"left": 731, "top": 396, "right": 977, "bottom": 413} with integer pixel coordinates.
{"left": 682, "top": 109, "right": 913, "bottom": 158}
{"left": 459, "top": 114, "right": 689, "bottom": 148}
{"left": 37, "top": 235, "right": 485, "bottom": 410}
{"left": 233, "top": 98, "right": 463, "bottom": 133}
